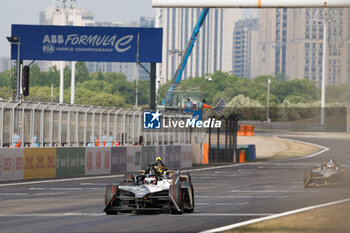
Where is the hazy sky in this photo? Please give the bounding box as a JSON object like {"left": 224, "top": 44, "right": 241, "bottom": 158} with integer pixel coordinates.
{"left": 0, "top": 0, "right": 153, "bottom": 57}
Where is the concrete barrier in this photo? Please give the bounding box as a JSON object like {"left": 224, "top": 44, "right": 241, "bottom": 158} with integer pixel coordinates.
{"left": 56, "top": 148, "right": 85, "bottom": 177}
{"left": 173, "top": 145, "right": 181, "bottom": 170}
{"left": 126, "top": 146, "right": 142, "bottom": 172}
{"left": 0, "top": 148, "right": 24, "bottom": 181}
{"left": 111, "top": 147, "right": 127, "bottom": 174}
{"left": 156, "top": 145, "right": 171, "bottom": 168}
{"left": 181, "top": 145, "right": 193, "bottom": 169}
{"left": 141, "top": 146, "right": 156, "bottom": 170}
{"left": 23, "top": 148, "right": 56, "bottom": 179}
{"left": 85, "top": 147, "right": 111, "bottom": 175}
{"left": 0, "top": 144, "right": 193, "bottom": 182}
{"left": 165, "top": 146, "right": 175, "bottom": 170}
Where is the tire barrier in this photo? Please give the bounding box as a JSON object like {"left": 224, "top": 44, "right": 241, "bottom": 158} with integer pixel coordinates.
{"left": 0, "top": 144, "right": 193, "bottom": 182}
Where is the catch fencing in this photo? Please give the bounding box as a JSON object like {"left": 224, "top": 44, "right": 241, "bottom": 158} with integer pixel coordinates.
{"left": 0, "top": 100, "right": 194, "bottom": 148}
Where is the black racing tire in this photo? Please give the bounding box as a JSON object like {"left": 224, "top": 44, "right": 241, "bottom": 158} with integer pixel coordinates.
{"left": 304, "top": 168, "right": 312, "bottom": 188}
{"left": 184, "top": 182, "right": 194, "bottom": 213}
{"left": 104, "top": 184, "right": 118, "bottom": 215}
{"left": 181, "top": 172, "right": 191, "bottom": 181}
{"left": 170, "top": 184, "right": 183, "bottom": 215}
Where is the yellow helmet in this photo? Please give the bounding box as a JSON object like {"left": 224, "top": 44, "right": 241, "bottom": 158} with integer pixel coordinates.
{"left": 156, "top": 156, "right": 162, "bottom": 161}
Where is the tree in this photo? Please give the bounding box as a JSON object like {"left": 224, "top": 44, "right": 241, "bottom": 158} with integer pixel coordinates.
{"left": 29, "top": 64, "right": 42, "bottom": 87}
{"left": 75, "top": 62, "right": 89, "bottom": 84}
{"left": 0, "top": 69, "right": 13, "bottom": 88}
{"left": 272, "top": 79, "right": 320, "bottom": 103}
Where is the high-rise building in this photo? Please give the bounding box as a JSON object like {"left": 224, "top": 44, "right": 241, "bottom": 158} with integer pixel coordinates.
{"left": 0, "top": 57, "right": 11, "bottom": 72}
{"left": 155, "top": 8, "right": 241, "bottom": 84}
{"left": 232, "top": 18, "right": 259, "bottom": 78}
{"left": 256, "top": 8, "right": 350, "bottom": 85}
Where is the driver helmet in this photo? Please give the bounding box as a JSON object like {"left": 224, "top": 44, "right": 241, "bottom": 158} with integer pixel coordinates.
{"left": 145, "top": 176, "right": 156, "bottom": 185}
{"left": 327, "top": 158, "right": 335, "bottom": 169}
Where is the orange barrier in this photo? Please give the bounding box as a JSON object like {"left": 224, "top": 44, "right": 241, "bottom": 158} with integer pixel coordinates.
{"left": 239, "top": 150, "right": 245, "bottom": 163}
{"left": 246, "top": 125, "right": 255, "bottom": 136}
{"left": 238, "top": 125, "right": 254, "bottom": 136}
{"left": 241, "top": 125, "right": 247, "bottom": 136}
{"left": 202, "top": 143, "right": 209, "bottom": 164}
{"left": 237, "top": 130, "right": 245, "bottom": 136}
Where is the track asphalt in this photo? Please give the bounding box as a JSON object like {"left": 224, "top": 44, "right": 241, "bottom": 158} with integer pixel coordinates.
{"left": 0, "top": 135, "right": 349, "bottom": 233}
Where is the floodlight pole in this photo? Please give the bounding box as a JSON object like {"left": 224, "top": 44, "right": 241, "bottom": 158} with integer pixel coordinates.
{"left": 136, "top": 33, "right": 140, "bottom": 108}
{"left": 71, "top": 0, "right": 77, "bottom": 105}
{"left": 16, "top": 41, "right": 21, "bottom": 101}
{"left": 7, "top": 36, "right": 21, "bottom": 101}
{"left": 315, "top": 8, "right": 337, "bottom": 125}
{"left": 267, "top": 79, "right": 271, "bottom": 123}
{"left": 59, "top": 4, "right": 66, "bottom": 104}
{"left": 321, "top": 16, "right": 327, "bottom": 125}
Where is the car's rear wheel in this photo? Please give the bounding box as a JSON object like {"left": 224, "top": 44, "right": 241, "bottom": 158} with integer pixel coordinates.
{"left": 304, "top": 168, "right": 312, "bottom": 188}
{"left": 104, "top": 184, "right": 119, "bottom": 215}
{"left": 170, "top": 184, "right": 183, "bottom": 215}
{"left": 181, "top": 172, "right": 191, "bottom": 181}
{"left": 183, "top": 182, "right": 194, "bottom": 213}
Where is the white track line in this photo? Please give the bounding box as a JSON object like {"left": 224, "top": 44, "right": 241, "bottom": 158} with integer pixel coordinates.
{"left": 0, "top": 212, "right": 106, "bottom": 217}
{"left": 277, "top": 138, "right": 330, "bottom": 161}
{"left": 29, "top": 187, "right": 100, "bottom": 191}
{"left": 230, "top": 190, "right": 305, "bottom": 193}
{"left": 196, "top": 195, "right": 289, "bottom": 199}
{"left": 191, "top": 213, "right": 273, "bottom": 217}
{"left": 200, "top": 198, "right": 350, "bottom": 233}
{"left": 0, "top": 174, "right": 123, "bottom": 187}
{"left": 0, "top": 164, "right": 244, "bottom": 187}
{"left": 196, "top": 202, "right": 250, "bottom": 206}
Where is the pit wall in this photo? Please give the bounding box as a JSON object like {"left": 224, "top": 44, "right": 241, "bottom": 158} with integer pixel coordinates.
{"left": 0, "top": 145, "right": 193, "bottom": 182}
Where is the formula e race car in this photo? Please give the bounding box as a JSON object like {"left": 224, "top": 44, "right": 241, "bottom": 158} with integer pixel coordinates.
{"left": 304, "top": 158, "right": 350, "bottom": 188}
{"left": 104, "top": 158, "right": 194, "bottom": 215}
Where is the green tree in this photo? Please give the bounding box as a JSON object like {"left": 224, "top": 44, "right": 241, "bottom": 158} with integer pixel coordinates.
{"left": 75, "top": 62, "right": 89, "bottom": 84}
{"left": 272, "top": 79, "right": 320, "bottom": 103}
{"left": 0, "top": 69, "right": 13, "bottom": 88}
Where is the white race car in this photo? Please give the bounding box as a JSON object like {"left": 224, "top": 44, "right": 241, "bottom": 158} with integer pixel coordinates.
{"left": 304, "top": 158, "right": 350, "bottom": 187}
{"left": 104, "top": 159, "right": 194, "bottom": 215}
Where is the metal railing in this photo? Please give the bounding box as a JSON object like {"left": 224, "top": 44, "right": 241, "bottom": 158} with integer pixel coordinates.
{"left": 0, "top": 100, "right": 193, "bottom": 148}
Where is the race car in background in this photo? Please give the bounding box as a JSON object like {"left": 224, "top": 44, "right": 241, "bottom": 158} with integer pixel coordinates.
{"left": 304, "top": 158, "right": 350, "bottom": 187}
{"left": 104, "top": 157, "right": 194, "bottom": 215}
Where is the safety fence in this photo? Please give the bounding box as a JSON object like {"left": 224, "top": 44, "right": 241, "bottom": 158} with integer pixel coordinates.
{"left": 0, "top": 100, "right": 194, "bottom": 148}
{"left": 0, "top": 145, "right": 193, "bottom": 182}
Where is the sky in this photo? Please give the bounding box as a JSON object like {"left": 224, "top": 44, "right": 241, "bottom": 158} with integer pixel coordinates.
{"left": 0, "top": 0, "right": 153, "bottom": 57}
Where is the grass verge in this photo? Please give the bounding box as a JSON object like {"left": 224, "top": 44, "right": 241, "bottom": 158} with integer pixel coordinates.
{"left": 225, "top": 201, "right": 350, "bottom": 233}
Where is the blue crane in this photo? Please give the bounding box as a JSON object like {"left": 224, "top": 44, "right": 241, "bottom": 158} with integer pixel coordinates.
{"left": 166, "top": 8, "right": 209, "bottom": 108}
